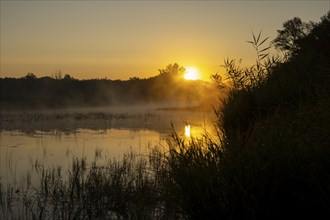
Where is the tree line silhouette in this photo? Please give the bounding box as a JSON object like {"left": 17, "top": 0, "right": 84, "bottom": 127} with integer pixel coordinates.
{"left": 0, "top": 63, "right": 216, "bottom": 110}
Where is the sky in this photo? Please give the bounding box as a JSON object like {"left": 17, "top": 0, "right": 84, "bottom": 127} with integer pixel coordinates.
{"left": 1, "top": 0, "right": 329, "bottom": 81}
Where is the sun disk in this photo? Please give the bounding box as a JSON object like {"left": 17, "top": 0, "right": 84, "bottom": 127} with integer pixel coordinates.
{"left": 184, "top": 67, "right": 200, "bottom": 80}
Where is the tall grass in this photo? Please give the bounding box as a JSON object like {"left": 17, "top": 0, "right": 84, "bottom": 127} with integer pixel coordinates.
{"left": 1, "top": 149, "right": 169, "bottom": 219}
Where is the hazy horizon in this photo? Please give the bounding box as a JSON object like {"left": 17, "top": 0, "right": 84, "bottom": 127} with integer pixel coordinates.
{"left": 1, "top": 0, "right": 329, "bottom": 81}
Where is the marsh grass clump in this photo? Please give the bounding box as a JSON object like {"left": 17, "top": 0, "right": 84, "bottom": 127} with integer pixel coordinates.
{"left": 163, "top": 133, "right": 225, "bottom": 219}
{"left": 0, "top": 150, "right": 170, "bottom": 220}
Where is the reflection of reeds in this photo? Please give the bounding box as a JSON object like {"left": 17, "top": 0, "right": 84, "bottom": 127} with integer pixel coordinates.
{"left": 1, "top": 112, "right": 148, "bottom": 123}
{"left": 0, "top": 110, "right": 212, "bottom": 137}
{"left": 0, "top": 111, "right": 160, "bottom": 134}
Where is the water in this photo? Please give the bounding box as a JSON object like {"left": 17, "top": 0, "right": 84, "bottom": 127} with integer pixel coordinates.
{"left": 0, "top": 107, "right": 215, "bottom": 185}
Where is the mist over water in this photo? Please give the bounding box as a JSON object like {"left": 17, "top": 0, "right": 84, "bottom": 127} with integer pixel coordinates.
{"left": 0, "top": 104, "right": 216, "bottom": 185}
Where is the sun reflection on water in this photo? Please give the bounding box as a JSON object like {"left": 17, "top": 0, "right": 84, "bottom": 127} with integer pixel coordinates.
{"left": 185, "top": 125, "right": 191, "bottom": 138}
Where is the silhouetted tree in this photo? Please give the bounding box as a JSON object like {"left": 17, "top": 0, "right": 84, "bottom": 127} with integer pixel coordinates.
{"left": 23, "top": 72, "right": 37, "bottom": 79}
{"left": 273, "top": 17, "right": 314, "bottom": 58}
{"left": 296, "top": 11, "right": 330, "bottom": 56}
{"left": 158, "top": 63, "right": 185, "bottom": 77}
{"left": 52, "top": 69, "right": 62, "bottom": 79}
{"left": 63, "top": 74, "right": 74, "bottom": 80}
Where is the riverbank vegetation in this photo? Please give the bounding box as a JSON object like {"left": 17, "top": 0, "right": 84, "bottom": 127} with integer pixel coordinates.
{"left": 1, "top": 12, "right": 330, "bottom": 219}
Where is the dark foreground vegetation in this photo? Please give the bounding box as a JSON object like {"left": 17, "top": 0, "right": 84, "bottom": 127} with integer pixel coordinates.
{"left": 1, "top": 12, "right": 330, "bottom": 219}
{"left": 0, "top": 64, "right": 216, "bottom": 110}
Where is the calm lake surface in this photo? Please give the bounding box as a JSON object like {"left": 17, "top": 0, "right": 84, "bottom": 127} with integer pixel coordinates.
{"left": 0, "top": 106, "right": 216, "bottom": 184}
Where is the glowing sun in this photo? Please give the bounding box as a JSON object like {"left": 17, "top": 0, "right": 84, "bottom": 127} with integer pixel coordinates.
{"left": 184, "top": 67, "right": 200, "bottom": 80}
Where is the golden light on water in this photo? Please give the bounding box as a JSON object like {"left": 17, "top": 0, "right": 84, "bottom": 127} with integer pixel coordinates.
{"left": 184, "top": 67, "right": 200, "bottom": 80}
{"left": 185, "top": 125, "right": 191, "bottom": 138}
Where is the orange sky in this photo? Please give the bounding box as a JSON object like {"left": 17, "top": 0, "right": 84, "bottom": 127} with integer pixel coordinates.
{"left": 1, "top": 1, "right": 329, "bottom": 81}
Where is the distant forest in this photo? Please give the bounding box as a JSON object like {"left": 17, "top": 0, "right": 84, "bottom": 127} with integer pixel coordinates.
{"left": 0, "top": 64, "right": 218, "bottom": 110}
